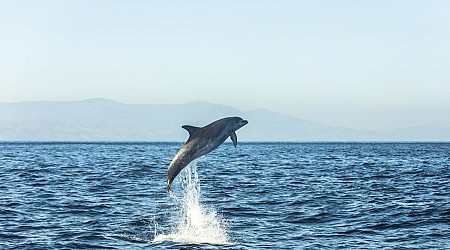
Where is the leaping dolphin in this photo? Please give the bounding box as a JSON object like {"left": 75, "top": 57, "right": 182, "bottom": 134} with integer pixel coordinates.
{"left": 166, "top": 117, "right": 248, "bottom": 191}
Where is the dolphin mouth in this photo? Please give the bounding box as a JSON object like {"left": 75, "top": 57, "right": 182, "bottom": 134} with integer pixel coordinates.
{"left": 237, "top": 120, "right": 248, "bottom": 129}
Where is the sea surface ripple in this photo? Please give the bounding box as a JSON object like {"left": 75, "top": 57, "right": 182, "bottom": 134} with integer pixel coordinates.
{"left": 0, "top": 142, "right": 449, "bottom": 249}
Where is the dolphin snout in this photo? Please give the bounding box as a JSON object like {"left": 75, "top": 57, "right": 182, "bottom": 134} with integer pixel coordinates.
{"left": 237, "top": 119, "right": 248, "bottom": 129}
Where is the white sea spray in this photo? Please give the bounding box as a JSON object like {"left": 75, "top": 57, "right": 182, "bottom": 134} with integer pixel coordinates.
{"left": 153, "top": 160, "right": 230, "bottom": 245}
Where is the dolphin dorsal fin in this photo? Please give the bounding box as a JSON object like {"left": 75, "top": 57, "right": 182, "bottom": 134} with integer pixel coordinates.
{"left": 230, "top": 131, "right": 238, "bottom": 147}
{"left": 182, "top": 125, "right": 200, "bottom": 136}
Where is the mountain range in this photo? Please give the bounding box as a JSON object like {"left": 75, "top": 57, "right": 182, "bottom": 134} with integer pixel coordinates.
{"left": 0, "top": 98, "right": 448, "bottom": 141}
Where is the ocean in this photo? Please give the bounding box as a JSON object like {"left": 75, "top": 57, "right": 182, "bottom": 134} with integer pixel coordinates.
{"left": 1, "top": 142, "right": 449, "bottom": 249}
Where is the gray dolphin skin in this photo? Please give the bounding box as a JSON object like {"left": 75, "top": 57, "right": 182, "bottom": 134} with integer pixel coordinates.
{"left": 166, "top": 117, "right": 248, "bottom": 191}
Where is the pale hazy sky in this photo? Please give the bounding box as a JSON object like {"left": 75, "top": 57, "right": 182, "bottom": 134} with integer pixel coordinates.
{"left": 1, "top": 0, "right": 449, "bottom": 130}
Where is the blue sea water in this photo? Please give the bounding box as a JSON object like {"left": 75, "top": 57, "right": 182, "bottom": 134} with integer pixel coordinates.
{"left": 0, "top": 142, "right": 449, "bottom": 249}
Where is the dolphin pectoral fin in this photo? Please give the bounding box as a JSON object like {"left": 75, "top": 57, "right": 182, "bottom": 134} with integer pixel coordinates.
{"left": 182, "top": 125, "right": 200, "bottom": 136}
{"left": 230, "top": 131, "right": 238, "bottom": 147}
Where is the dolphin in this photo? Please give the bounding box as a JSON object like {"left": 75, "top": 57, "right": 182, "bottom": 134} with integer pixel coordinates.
{"left": 166, "top": 116, "right": 248, "bottom": 191}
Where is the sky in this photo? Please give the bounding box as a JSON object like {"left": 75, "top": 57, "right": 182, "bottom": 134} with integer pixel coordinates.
{"left": 1, "top": 0, "right": 449, "bottom": 130}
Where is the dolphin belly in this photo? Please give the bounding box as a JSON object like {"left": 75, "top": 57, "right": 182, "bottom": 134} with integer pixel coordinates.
{"left": 166, "top": 139, "right": 220, "bottom": 191}
{"left": 166, "top": 147, "right": 192, "bottom": 191}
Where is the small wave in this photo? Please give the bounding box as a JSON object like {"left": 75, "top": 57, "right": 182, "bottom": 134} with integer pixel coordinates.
{"left": 106, "top": 233, "right": 151, "bottom": 243}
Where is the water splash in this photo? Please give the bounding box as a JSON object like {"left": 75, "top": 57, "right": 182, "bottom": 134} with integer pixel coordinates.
{"left": 153, "top": 160, "right": 231, "bottom": 245}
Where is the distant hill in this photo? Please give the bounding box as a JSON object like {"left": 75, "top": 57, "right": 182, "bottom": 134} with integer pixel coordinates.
{"left": 0, "top": 98, "right": 449, "bottom": 141}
